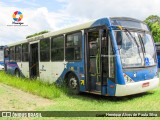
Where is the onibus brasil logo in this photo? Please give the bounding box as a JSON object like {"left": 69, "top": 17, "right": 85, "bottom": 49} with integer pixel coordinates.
{"left": 12, "top": 11, "right": 24, "bottom": 25}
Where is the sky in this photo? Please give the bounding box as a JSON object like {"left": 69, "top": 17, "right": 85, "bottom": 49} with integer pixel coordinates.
{"left": 0, "top": 0, "right": 160, "bottom": 45}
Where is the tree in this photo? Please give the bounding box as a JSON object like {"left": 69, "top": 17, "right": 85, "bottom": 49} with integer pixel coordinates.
{"left": 144, "top": 15, "right": 160, "bottom": 42}
{"left": 26, "top": 30, "right": 49, "bottom": 39}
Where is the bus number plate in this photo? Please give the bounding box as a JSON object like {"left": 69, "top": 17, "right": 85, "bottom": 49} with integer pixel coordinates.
{"left": 142, "top": 82, "right": 149, "bottom": 88}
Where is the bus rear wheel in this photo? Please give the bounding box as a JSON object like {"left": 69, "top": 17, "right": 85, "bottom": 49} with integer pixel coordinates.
{"left": 67, "top": 73, "right": 79, "bottom": 95}
{"left": 15, "top": 69, "right": 20, "bottom": 77}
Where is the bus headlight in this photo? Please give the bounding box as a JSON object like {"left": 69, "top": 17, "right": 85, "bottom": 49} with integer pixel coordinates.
{"left": 123, "top": 73, "right": 135, "bottom": 84}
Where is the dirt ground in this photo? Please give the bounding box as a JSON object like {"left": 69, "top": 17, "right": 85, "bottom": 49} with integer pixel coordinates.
{"left": 0, "top": 83, "right": 54, "bottom": 111}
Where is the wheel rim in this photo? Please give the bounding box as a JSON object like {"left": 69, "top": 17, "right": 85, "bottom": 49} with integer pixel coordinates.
{"left": 69, "top": 77, "right": 77, "bottom": 89}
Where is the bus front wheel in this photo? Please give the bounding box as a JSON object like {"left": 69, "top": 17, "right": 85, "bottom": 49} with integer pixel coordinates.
{"left": 67, "top": 73, "right": 79, "bottom": 95}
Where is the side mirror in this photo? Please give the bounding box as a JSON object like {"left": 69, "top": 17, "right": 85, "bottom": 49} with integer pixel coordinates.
{"left": 116, "top": 31, "right": 122, "bottom": 49}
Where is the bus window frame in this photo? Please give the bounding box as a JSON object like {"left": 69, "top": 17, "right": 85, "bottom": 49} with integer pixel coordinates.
{"left": 65, "top": 31, "right": 82, "bottom": 62}
{"left": 40, "top": 37, "right": 51, "bottom": 62}
{"left": 9, "top": 46, "right": 15, "bottom": 62}
{"left": 15, "top": 44, "right": 22, "bottom": 62}
{"left": 51, "top": 35, "right": 65, "bottom": 62}
{"left": 22, "top": 43, "right": 29, "bottom": 62}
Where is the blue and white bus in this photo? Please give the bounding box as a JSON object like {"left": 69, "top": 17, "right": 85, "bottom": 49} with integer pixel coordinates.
{"left": 4, "top": 17, "right": 159, "bottom": 96}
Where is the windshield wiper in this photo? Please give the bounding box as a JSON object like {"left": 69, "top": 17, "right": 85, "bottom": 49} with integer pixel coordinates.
{"left": 124, "top": 28, "right": 139, "bottom": 48}
{"left": 138, "top": 34, "right": 146, "bottom": 54}
{"left": 124, "top": 28, "right": 144, "bottom": 65}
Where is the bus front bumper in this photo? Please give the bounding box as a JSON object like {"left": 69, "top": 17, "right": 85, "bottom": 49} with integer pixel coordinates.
{"left": 115, "top": 78, "right": 159, "bottom": 96}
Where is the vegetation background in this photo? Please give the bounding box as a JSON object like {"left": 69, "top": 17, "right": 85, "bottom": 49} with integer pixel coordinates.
{"left": 144, "top": 15, "right": 160, "bottom": 42}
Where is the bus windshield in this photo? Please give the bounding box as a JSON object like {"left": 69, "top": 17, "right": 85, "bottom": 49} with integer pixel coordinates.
{"left": 0, "top": 50, "right": 4, "bottom": 61}
{"left": 114, "top": 30, "right": 156, "bottom": 68}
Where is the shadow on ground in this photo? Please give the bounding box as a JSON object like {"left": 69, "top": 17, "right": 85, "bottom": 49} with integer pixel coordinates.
{"left": 58, "top": 84, "right": 156, "bottom": 102}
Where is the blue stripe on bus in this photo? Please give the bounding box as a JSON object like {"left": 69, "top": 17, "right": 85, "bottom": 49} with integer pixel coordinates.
{"left": 124, "top": 66, "right": 157, "bottom": 82}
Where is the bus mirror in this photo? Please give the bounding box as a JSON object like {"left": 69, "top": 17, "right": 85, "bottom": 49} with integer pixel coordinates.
{"left": 116, "top": 31, "right": 122, "bottom": 49}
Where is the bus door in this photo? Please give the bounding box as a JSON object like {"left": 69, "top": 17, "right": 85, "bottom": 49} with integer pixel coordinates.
{"left": 29, "top": 42, "right": 39, "bottom": 79}
{"left": 85, "top": 28, "right": 109, "bottom": 94}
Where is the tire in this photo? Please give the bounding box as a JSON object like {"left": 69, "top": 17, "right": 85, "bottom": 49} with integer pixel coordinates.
{"left": 67, "top": 73, "right": 79, "bottom": 95}
{"left": 15, "top": 69, "right": 20, "bottom": 77}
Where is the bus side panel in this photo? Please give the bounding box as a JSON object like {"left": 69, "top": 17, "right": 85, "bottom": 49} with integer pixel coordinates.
{"left": 20, "top": 62, "right": 29, "bottom": 78}
{"left": 107, "top": 79, "right": 116, "bottom": 96}
{"left": 6, "top": 62, "right": 19, "bottom": 75}
{"left": 39, "top": 62, "right": 65, "bottom": 84}
{"left": 64, "top": 62, "right": 86, "bottom": 92}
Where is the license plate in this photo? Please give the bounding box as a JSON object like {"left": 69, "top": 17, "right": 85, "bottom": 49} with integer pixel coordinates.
{"left": 142, "top": 82, "right": 149, "bottom": 88}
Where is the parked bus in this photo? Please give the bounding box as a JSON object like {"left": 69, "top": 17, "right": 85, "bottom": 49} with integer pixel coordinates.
{"left": 0, "top": 46, "right": 9, "bottom": 70}
{"left": 0, "top": 46, "right": 5, "bottom": 70}
{"left": 4, "top": 17, "right": 159, "bottom": 96}
{"left": 155, "top": 43, "right": 160, "bottom": 68}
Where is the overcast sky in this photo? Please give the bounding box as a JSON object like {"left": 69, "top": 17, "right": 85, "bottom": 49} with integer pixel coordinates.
{"left": 0, "top": 0, "right": 160, "bottom": 45}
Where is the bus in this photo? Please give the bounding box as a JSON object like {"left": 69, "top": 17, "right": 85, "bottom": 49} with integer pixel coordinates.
{"left": 0, "top": 46, "right": 5, "bottom": 70}
{"left": 4, "top": 17, "right": 159, "bottom": 96}
{"left": 155, "top": 43, "right": 160, "bottom": 68}
{"left": 0, "top": 46, "right": 9, "bottom": 71}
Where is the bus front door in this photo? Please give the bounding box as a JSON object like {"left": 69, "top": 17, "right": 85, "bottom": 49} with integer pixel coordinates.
{"left": 85, "top": 28, "right": 108, "bottom": 94}
{"left": 30, "top": 42, "right": 39, "bottom": 79}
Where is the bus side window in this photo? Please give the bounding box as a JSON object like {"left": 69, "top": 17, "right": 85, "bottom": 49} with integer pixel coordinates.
{"left": 4, "top": 48, "right": 9, "bottom": 58}
{"left": 22, "top": 43, "right": 29, "bottom": 62}
{"left": 65, "top": 32, "right": 82, "bottom": 61}
{"left": 101, "top": 30, "right": 108, "bottom": 76}
{"left": 51, "top": 36, "right": 64, "bottom": 61}
{"left": 15, "top": 45, "right": 22, "bottom": 62}
{"left": 40, "top": 38, "right": 50, "bottom": 62}
{"left": 109, "top": 36, "right": 115, "bottom": 78}
{"left": 9, "top": 47, "right": 15, "bottom": 62}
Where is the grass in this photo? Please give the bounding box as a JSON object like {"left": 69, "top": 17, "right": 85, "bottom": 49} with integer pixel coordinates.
{"left": 0, "top": 71, "right": 65, "bottom": 99}
{"left": 0, "top": 71, "right": 160, "bottom": 119}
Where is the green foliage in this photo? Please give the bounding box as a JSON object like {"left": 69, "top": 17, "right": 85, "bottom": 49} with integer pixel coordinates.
{"left": 26, "top": 30, "right": 49, "bottom": 39}
{"left": 0, "top": 71, "right": 65, "bottom": 99}
{"left": 144, "top": 15, "right": 160, "bottom": 42}
{"left": 0, "top": 71, "right": 160, "bottom": 113}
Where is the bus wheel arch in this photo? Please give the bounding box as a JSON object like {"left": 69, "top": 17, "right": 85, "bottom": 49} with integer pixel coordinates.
{"left": 64, "top": 71, "right": 80, "bottom": 94}
{"left": 15, "top": 68, "right": 20, "bottom": 77}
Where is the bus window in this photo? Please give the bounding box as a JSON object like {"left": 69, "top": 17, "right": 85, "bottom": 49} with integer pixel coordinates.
{"left": 15, "top": 45, "right": 21, "bottom": 62}
{"left": 101, "top": 30, "right": 108, "bottom": 78}
{"left": 88, "top": 31, "right": 99, "bottom": 74}
{"left": 9, "top": 47, "right": 15, "bottom": 62}
{"left": 4, "top": 48, "right": 9, "bottom": 58}
{"left": 51, "top": 36, "right": 64, "bottom": 61}
{"left": 109, "top": 37, "right": 115, "bottom": 78}
{"left": 22, "top": 43, "right": 29, "bottom": 62}
{"left": 40, "top": 38, "right": 50, "bottom": 62}
{"left": 66, "top": 32, "right": 82, "bottom": 61}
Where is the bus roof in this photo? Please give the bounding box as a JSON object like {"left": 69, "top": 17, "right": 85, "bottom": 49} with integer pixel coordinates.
{"left": 8, "top": 39, "right": 28, "bottom": 47}
{"left": 7, "top": 17, "right": 147, "bottom": 47}
{"left": 27, "top": 17, "right": 110, "bottom": 42}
